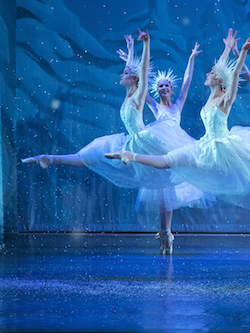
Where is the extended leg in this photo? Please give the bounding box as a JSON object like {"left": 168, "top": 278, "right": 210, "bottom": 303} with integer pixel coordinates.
{"left": 22, "top": 154, "right": 85, "bottom": 169}
{"left": 105, "top": 151, "right": 170, "bottom": 169}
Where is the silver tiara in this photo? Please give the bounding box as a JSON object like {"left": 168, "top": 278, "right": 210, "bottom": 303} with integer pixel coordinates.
{"left": 150, "top": 69, "right": 180, "bottom": 98}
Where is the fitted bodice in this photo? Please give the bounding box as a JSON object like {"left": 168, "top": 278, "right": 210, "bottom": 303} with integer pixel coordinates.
{"left": 157, "top": 104, "right": 181, "bottom": 124}
{"left": 201, "top": 106, "right": 229, "bottom": 140}
{"left": 147, "top": 103, "right": 181, "bottom": 124}
{"left": 120, "top": 103, "right": 145, "bottom": 136}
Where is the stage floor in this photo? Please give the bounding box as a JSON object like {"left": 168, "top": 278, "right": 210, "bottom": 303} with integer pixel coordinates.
{"left": 1, "top": 232, "right": 250, "bottom": 332}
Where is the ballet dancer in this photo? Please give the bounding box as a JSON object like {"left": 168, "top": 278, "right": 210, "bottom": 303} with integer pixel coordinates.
{"left": 22, "top": 29, "right": 157, "bottom": 188}
{"left": 118, "top": 37, "right": 208, "bottom": 254}
{"left": 106, "top": 34, "right": 250, "bottom": 209}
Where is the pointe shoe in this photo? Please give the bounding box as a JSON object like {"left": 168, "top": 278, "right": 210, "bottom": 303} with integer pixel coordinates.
{"left": 22, "top": 157, "right": 36, "bottom": 164}
{"left": 22, "top": 155, "right": 53, "bottom": 169}
{"left": 155, "top": 230, "right": 174, "bottom": 255}
{"left": 105, "top": 152, "right": 122, "bottom": 160}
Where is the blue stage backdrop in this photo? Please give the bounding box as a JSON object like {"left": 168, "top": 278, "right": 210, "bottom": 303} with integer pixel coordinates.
{"left": 1, "top": 0, "right": 16, "bottom": 242}
{"left": 13, "top": 0, "right": 250, "bottom": 232}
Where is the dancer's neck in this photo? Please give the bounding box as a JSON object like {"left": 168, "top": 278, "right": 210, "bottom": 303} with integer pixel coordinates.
{"left": 209, "top": 86, "right": 224, "bottom": 100}
{"left": 160, "top": 97, "right": 172, "bottom": 108}
{"left": 126, "top": 85, "right": 137, "bottom": 97}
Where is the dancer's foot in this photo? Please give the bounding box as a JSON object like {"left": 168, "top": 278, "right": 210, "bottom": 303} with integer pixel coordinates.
{"left": 22, "top": 155, "right": 53, "bottom": 169}
{"left": 155, "top": 230, "right": 174, "bottom": 255}
{"left": 105, "top": 151, "right": 136, "bottom": 164}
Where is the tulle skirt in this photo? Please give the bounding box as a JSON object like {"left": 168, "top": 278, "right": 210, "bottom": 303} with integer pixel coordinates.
{"left": 165, "top": 125, "right": 250, "bottom": 209}
{"left": 77, "top": 131, "right": 173, "bottom": 189}
{"left": 77, "top": 118, "right": 216, "bottom": 209}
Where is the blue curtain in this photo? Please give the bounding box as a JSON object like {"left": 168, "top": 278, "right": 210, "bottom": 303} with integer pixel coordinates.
{"left": 12, "top": 0, "right": 250, "bottom": 232}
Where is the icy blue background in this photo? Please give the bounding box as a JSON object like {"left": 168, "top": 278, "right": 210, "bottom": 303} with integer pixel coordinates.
{"left": 3, "top": 0, "right": 250, "bottom": 232}
{"left": 1, "top": 0, "right": 16, "bottom": 242}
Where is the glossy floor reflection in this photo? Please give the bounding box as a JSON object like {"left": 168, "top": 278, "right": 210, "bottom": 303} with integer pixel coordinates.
{"left": 1, "top": 233, "right": 250, "bottom": 332}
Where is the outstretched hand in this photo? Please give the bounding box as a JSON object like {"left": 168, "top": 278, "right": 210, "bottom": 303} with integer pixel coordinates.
{"left": 137, "top": 29, "right": 149, "bottom": 42}
{"left": 117, "top": 49, "right": 128, "bottom": 61}
{"left": 124, "top": 34, "right": 134, "bottom": 50}
{"left": 242, "top": 37, "right": 250, "bottom": 51}
{"left": 223, "top": 28, "right": 240, "bottom": 49}
{"left": 232, "top": 40, "right": 240, "bottom": 57}
{"left": 190, "top": 42, "right": 203, "bottom": 58}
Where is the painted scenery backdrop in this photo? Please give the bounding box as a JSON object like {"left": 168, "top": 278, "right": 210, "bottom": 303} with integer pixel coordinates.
{"left": 2, "top": 0, "right": 250, "bottom": 234}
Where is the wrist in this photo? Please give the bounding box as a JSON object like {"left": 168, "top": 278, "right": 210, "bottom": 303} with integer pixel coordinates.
{"left": 131, "top": 152, "right": 137, "bottom": 162}
{"left": 224, "top": 43, "right": 233, "bottom": 49}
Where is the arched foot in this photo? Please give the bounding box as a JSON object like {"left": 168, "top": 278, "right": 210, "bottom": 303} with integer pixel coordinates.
{"left": 22, "top": 155, "right": 53, "bottom": 169}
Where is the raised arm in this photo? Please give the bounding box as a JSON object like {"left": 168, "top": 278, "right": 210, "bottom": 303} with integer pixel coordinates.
{"left": 224, "top": 37, "right": 250, "bottom": 110}
{"left": 118, "top": 31, "right": 154, "bottom": 116}
{"left": 233, "top": 41, "right": 250, "bottom": 84}
{"left": 175, "top": 43, "right": 202, "bottom": 112}
{"left": 133, "top": 29, "right": 150, "bottom": 112}
{"left": 117, "top": 34, "right": 134, "bottom": 66}
{"left": 220, "top": 28, "right": 239, "bottom": 65}
{"left": 125, "top": 34, "right": 134, "bottom": 68}
{"left": 145, "top": 91, "right": 159, "bottom": 119}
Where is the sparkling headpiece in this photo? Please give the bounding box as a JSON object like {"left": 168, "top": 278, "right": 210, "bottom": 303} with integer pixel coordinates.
{"left": 128, "top": 56, "right": 156, "bottom": 81}
{"left": 118, "top": 49, "right": 156, "bottom": 80}
{"left": 128, "top": 56, "right": 141, "bottom": 77}
{"left": 213, "top": 58, "right": 237, "bottom": 92}
{"left": 150, "top": 69, "right": 180, "bottom": 98}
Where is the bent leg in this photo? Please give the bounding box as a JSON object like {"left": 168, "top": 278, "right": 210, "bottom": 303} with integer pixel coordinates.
{"left": 22, "top": 154, "right": 85, "bottom": 169}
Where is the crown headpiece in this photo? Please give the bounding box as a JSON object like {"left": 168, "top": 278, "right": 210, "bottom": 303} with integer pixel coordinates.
{"left": 128, "top": 56, "right": 141, "bottom": 77}
{"left": 212, "top": 58, "right": 237, "bottom": 92}
{"left": 127, "top": 56, "right": 155, "bottom": 81}
{"left": 150, "top": 69, "right": 180, "bottom": 98}
{"left": 118, "top": 49, "right": 156, "bottom": 80}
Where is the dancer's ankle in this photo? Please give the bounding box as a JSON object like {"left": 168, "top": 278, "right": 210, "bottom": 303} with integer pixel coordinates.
{"left": 49, "top": 155, "right": 53, "bottom": 165}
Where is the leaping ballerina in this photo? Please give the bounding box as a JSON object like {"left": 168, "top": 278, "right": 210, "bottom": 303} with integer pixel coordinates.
{"left": 105, "top": 33, "right": 250, "bottom": 210}
{"left": 22, "top": 29, "right": 156, "bottom": 187}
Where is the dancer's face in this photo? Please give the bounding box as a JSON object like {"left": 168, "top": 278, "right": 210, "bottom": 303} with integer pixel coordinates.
{"left": 120, "top": 67, "right": 138, "bottom": 87}
{"left": 157, "top": 80, "right": 173, "bottom": 98}
{"left": 204, "top": 69, "right": 220, "bottom": 87}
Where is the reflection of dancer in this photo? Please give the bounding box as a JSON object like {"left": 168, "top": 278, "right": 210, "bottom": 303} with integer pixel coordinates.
{"left": 106, "top": 34, "right": 250, "bottom": 208}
